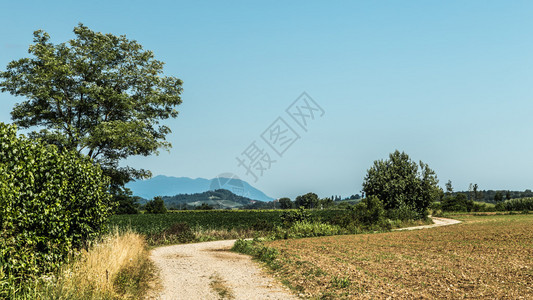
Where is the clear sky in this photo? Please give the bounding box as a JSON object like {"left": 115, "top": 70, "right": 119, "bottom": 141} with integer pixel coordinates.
{"left": 1, "top": 1, "right": 532, "bottom": 199}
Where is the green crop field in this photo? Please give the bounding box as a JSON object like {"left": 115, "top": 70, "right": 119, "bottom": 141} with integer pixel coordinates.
{"left": 110, "top": 209, "right": 347, "bottom": 235}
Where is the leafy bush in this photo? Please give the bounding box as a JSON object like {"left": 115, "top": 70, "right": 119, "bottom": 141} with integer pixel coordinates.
{"left": 275, "top": 221, "right": 344, "bottom": 239}
{"left": 145, "top": 197, "right": 167, "bottom": 214}
{"left": 195, "top": 203, "right": 214, "bottom": 210}
{"left": 386, "top": 202, "right": 421, "bottom": 221}
{"left": 351, "top": 196, "right": 386, "bottom": 226}
{"left": 504, "top": 198, "right": 533, "bottom": 211}
{"left": 0, "top": 123, "right": 113, "bottom": 284}
{"left": 441, "top": 194, "right": 473, "bottom": 212}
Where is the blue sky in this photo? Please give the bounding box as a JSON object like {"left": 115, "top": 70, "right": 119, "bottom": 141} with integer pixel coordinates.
{"left": 1, "top": 1, "right": 532, "bottom": 199}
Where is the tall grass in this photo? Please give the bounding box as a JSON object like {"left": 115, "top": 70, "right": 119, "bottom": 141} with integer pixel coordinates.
{"left": 6, "top": 229, "right": 154, "bottom": 299}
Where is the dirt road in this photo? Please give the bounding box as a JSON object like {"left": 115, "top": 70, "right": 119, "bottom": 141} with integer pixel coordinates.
{"left": 148, "top": 217, "right": 460, "bottom": 299}
{"left": 148, "top": 240, "right": 297, "bottom": 300}
{"left": 393, "top": 216, "right": 462, "bottom": 231}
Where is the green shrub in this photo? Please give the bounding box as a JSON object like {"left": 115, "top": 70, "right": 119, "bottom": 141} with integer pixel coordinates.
{"left": 386, "top": 202, "right": 421, "bottom": 221}
{"left": 145, "top": 197, "right": 167, "bottom": 214}
{"left": 352, "top": 196, "right": 386, "bottom": 226}
{"left": 441, "top": 194, "right": 473, "bottom": 212}
{"left": 501, "top": 198, "right": 533, "bottom": 211}
{"left": 0, "top": 123, "right": 113, "bottom": 285}
{"left": 275, "top": 221, "right": 344, "bottom": 239}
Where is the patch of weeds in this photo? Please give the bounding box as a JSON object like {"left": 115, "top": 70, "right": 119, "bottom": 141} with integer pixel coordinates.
{"left": 113, "top": 256, "right": 156, "bottom": 297}
{"left": 209, "top": 273, "right": 234, "bottom": 299}
{"left": 330, "top": 276, "right": 351, "bottom": 288}
{"left": 149, "top": 222, "right": 196, "bottom": 245}
{"left": 232, "top": 239, "right": 279, "bottom": 269}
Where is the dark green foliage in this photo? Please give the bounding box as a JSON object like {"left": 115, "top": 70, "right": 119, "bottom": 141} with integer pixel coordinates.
{"left": 441, "top": 194, "right": 473, "bottom": 212}
{"left": 0, "top": 123, "right": 113, "bottom": 282}
{"left": 278, "top": 197, "right": 293, "bottom": 209}
{"left": 362, "top": 150, "right": 441, "bottom": 217}
{"left": 251, "top": 219, "right": 275, "bottom": 231}
{"left": 144, "top": 197, "right": 167, "bottom": 214}
{"left": 319, "top": 197, "right": 334, "bottom": 208}
{"left": 152, "top": 222, "right": 195, "bottom": 244}
{"left": 243, "top": 200, "right": 280, "bottom": 209}
{"left": 498, "top": 198, "right": 533, "bottom": 211}
{"left": 449, "top": 189, "right": 533, "bottom": 203}
{"left": 350, "top": 196, "right": 386, "bottom": 226}
{"left": 494, "top": 192, "right": 503, "bottom": 202}
{"left": 280, "top": 207, "right": 312, "bottom": 227}
{"left": 113, "top": 188, "right": 140, "bottom": 214}
{"left": 386, "top": 202, "right": 422, "bottom": 221}
{"left": 295, "top": 192, "right": 319, "bottom": 209}
{"left": 195, "top": 203, "right": 214, "bottom": 210}
{"left": 0, "top": 24, "right": 183, "bottom": 188}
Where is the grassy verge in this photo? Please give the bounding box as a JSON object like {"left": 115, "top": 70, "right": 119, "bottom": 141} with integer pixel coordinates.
{"left": 238, "top": 214, "right": 533, "bottom": 299}
{"left": 7, "top": 230, "right": 155, "bottom": 299}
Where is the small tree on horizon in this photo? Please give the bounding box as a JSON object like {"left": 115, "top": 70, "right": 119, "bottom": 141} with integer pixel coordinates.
{"left": 278, "top": 197, "right": 293, "bottom": 209}
{"left": 295, "top": 192, "right": 319, "bottom": 209}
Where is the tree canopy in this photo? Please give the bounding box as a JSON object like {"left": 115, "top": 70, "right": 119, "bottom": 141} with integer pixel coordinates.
{"left": 295, "top": 192, "right": 319, "bottom": 209}
{"left": 362, "top": 150, "right": 442, "bottom": 215}
{"left": 0, "top": 24, "right": 183, "bottom": 187}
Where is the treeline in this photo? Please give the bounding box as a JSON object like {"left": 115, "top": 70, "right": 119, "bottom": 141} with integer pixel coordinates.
{"left": 450, "top": 190, "right": 533, "bottom": 203}
{"left": 433, "top": 195, "right": 533, "bottom": 212}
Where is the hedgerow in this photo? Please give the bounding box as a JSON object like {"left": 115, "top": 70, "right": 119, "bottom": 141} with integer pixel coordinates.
{"left": 0, "top": 122, "right": 113, "bottom": 290}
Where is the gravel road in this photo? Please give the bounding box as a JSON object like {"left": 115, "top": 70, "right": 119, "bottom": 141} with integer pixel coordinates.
{"left": 393, "top": 216, "right": 462, "bottom": 231}
{"left": 147, "top": 240, "right": 297, "bottom": 300}
{"left": 148, "top": 217, "right": 460, "bottom": 299}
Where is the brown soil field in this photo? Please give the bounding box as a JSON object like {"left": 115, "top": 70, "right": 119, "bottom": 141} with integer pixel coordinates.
{"left": 266, "top": 214, "right": 533, "bottom": 299}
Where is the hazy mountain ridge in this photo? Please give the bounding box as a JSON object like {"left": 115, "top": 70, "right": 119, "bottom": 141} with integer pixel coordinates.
{"left": 125, "top": 175, "right": 274, "bottom": 202}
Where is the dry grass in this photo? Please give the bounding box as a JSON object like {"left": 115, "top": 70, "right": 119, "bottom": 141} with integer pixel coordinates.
{"left": 34, "top": 229, "right": 155, "bottom": 299}
{"left": 266, "top": 214, "right": 533, "bottom": 299}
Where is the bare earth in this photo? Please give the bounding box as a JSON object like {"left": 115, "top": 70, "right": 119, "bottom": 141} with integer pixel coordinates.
{"left": 148, "top": 217, "right": 460, "bottom": 299}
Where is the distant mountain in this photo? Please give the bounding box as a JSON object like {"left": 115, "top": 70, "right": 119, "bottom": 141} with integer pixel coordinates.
{"left": 161, "top": 189, "right": 258, "bottom": 209}
{"left": 125, "top": 175, "right": 275, "bottom": 202}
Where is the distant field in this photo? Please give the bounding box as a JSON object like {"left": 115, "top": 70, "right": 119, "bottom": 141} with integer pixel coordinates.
{"left": 266, "top": 214, "right": 533, "bottom": 299}
{"left": 110, "top": 209, "right": 346, "bottom": 235}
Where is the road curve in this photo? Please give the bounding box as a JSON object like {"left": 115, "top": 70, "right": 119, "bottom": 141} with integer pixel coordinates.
{"left": 147, "top": 239, "right": 297, "bottom": 300}
{"left": 148, "top": 217, "right": 460, "bottom": 299}
{"left": 393, "top": 216, "right": 461, "bottom": 231}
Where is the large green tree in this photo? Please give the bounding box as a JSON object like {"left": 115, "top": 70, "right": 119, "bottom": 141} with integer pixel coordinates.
{"left": 362, "top": 150, "right": 442, "bottom": 216}
{"left": 0, "top": 24, "right": 183, "bottom": 188}
{"left": 295, "top": 192, "right": 319, "bottom": 209}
